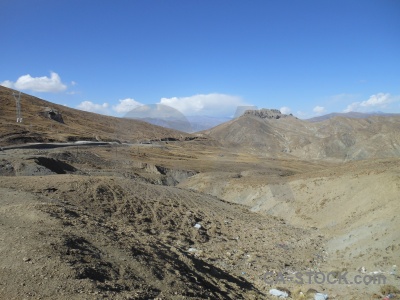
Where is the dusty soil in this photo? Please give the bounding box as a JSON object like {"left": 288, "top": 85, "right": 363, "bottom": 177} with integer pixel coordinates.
{"left": 1, "top": 143, "right": 399, "bottom": 299}
{"left": 0, "top": 161, "right": 322, "bottom": 299}
{"left": 181, "top": 155, "right": 400, "bottom": 298}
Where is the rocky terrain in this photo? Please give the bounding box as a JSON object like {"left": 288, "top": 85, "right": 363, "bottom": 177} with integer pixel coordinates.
{"left": 204, "top": 109, "right": 400, "bottom": 161}
{"left": 0, "top": 89, "right": 399, "bottom": 299}
{"left": 242, "top": 109, "right": 295, "bottom": 120}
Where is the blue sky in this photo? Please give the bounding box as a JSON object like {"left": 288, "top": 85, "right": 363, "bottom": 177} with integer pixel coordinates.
{"left": 1, "top": 0, "right": 399, "bottom": 119}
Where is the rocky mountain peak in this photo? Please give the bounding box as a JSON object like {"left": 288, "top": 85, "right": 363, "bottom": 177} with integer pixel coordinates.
{"left": 242, "top": 108, "right": 292, "bottom": 119}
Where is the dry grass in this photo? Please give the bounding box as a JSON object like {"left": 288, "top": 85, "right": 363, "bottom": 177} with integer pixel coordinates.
{"left": 0, "top": 86, "right": 192, "bottom": 146}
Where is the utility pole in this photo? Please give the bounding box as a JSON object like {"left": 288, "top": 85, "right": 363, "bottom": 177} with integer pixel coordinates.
{"left": 12, "top": 91, "right": 22, "bottom": 123}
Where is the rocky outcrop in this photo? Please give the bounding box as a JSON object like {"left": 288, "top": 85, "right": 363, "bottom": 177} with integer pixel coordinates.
{"left": 243, "top": 108, "right": 293, "bottom": 119}
{"left": 40, "top": 107, "right": 64, "bottom": 123}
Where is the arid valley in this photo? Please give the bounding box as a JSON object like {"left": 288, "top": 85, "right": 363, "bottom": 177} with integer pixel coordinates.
{"left": 1, "top": 86, "right": 399, "bottom": 299}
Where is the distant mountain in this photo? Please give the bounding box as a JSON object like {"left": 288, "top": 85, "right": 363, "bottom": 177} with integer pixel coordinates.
{"left": 124, "top": 104, "right": 193, "bottom": 132}
{"left": 123, "top": 107, "right": 232, "bottom": 133}
{"left": 187, "top": 115, "right": 232, "bottom": 132}
{"left": 307, "top": 111, "right": 400, "bottom": 122}
{"left": 204, "top": 108, "right": 400, "bottom": 161}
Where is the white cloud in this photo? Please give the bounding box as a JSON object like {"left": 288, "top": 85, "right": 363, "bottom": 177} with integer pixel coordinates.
{"left": 0, "top": 80, "right": 14, "bottom": 88}
{"left": 313, "top": 106, "right": 326, "bottom": 115}
{"left": 112, "top": 98, "right": 143, "bottom": 113}
{"left": 76, "top": 101, "right": 110, "bottom": 115}
{"left": 343, "top": 102, "right": 359, "bottom": 113}
{"left": 343, "top": 93, "right": 398, "bottom": 112}
{"left": 76, "top": 98, "right": 143, "bottom": 116}
{"left": 1, "top": 72, "right": 67, "bottom": 93}
{"left": 159, "top": 93, "right": 247, "bottom": 117}
{"left": 359, "top": 93, "right": 392, "bottom": 107}
{"left": 280, "top": 106, "right": 291, "bottom": 115}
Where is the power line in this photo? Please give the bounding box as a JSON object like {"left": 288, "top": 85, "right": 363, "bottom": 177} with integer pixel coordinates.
{"left": 12, "top": 91, "right": 22, "bottom": 123}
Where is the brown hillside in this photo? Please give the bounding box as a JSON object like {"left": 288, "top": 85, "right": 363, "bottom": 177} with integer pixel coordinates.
{"left": 204, "top": 109, "right": 400, "bottom": 161}
{"left": 0, "top": 86, "right": 192, "bottom": 146}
